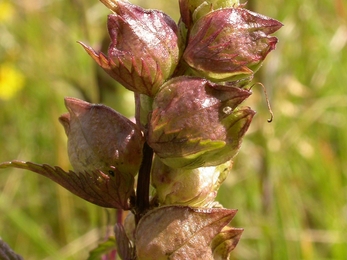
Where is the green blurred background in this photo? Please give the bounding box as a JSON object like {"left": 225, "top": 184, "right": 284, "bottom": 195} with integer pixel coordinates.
{"left": 0, "top": 0, "right": 346, "bottom": 259}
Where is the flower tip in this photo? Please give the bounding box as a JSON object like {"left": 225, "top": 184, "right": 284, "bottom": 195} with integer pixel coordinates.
{"left": 268, "top": 36, "right": 279, "bottom": 51}
{"left": 240, "top": 107, "right": 256, "bottom": 130}
{"left": 58, "top": 113, "right": 70, "bottom": 136}
{"left": 64, "top": 97, "right": 91, "bottom": 116}
{"left": 272, "top": 19, "right": 284, "bottom": 32}
{"left": 240, "top": 107, "right": 256, "bottom": 121}
{"left": 78, "top": 41, "right": 112, "bottom": 71}
{"left": 76, "top": 41, "right": 93, "bottom": 53}
{"left": 78, "top": 41, "right": 95, "bottom": 56}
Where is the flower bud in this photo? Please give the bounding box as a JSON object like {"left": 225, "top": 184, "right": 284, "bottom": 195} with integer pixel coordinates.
{"left": 80, "top": 0, "right": 181, "bottom": 97}
{"left": 148, "top": 76, "right": 255, "bottom": 169}
{"left": 152, "top": 156, "right": 232, "bottom": 207}
{"left": 59, "top": 97, "right": 144, "bottom": 176}
{"left": 136, "top": 206, "right": 237, "bottom": 260}
{"left": 179, "top": 0, "right": 240, "bottom": 29}
{"left": 183, "top": 8, "right": 283, "bottom": 82}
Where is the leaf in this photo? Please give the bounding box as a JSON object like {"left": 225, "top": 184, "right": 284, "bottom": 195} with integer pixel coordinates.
{"left": 135, "top": 205, "right": 237, "bottom": 260}
{"left": 87, "top": 237, "right": 117, "bottom": 260}
{"left": 0, "top": 160, "right": 135, "bottom": 209}
{"left": 0, "top": 238, "right": 24, "bottom": 260}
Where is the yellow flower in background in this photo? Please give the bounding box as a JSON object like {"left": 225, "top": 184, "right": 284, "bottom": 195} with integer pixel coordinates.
{"left": 0, "top": 63, "right": 25, "bottom": 100}
{"left": 0, "top": 2, "right": 14, "bottom": 22}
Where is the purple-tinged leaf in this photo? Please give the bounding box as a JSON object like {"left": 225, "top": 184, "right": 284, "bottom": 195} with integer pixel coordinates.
{"left": 0, "top": 160, "right": 134, "bottom": 209}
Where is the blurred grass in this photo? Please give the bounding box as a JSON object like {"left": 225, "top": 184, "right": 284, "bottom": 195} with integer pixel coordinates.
{"left": 0, "top": 0, "right": 346, "bottom": 259}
